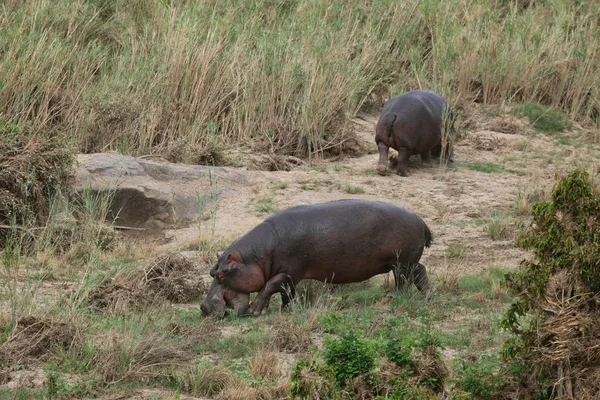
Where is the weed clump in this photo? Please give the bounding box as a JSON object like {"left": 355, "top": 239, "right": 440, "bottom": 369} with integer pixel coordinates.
{"left": 502, "top": 167, "right": 600, "bottom": 399}
{"left": 0, "top": 121, "right": 74, "bottom": 247}
{"left": 89, "top": 253, "right": 207, "bottom": 314}
{"left": 0, "top": 316, "right": 82, "bottom": 370}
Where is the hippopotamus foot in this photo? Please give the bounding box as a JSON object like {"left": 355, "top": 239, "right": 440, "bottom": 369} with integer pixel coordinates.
{"left": 377, "top": 164, "right": 388, "bottom": 175}
{"left": 396, "top": 168, "right": 410, "bottom": 177}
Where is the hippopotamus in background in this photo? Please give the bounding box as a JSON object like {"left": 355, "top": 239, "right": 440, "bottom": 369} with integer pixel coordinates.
{"left": 200, "top": 199, "right": 432, "bottom": 318}
{"left": 375, "top": 89, "right": 456, "bottom": 177}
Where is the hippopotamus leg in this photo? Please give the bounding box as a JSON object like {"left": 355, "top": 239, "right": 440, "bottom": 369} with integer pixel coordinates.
{"left": 249, "top": 273, "right": 294, "bottom": 316}
{"left": 420, "top": 151, "right": 432, "bottom": 167}
{"left": 414, "top": 263, "right": 430, "bottom": 292}
{"left": 377, "top": 142, "right": 390, "bottom": 175}
{"left": 393, "top": 262, "right": 430, "bottom": 293}
{"left": 396, "top": 147, "right": 412, "bottom": 177}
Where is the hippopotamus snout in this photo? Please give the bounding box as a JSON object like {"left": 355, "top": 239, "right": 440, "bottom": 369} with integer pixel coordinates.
{"left": 201, "top": 278, "right": 250, "bottom": 318}
{"left": 201, "top": 279, "right": 227, "bottom": 317}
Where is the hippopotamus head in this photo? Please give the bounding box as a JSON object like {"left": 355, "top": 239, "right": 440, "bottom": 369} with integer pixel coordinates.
{"left": 200, "top": 278, "right": 250, "bottom": 317}
{"left": 200, "top": 250, "right": 266, "bottom": 317}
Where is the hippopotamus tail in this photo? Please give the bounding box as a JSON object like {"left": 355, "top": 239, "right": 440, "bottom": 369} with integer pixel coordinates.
{"left": 424, "top": 223, "right": 433, "bottom": 248}
{"left": 385, "top": 115, "right": 397, "bottom": 137}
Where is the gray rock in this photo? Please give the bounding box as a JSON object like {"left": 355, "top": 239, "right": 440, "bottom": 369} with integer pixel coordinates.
{"left": 73, "top": 153, "right": 246, "bottom": 229}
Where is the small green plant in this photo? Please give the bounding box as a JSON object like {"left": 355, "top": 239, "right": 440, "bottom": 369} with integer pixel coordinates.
{"left": 276, "top": 181, "right": 289, "bottom": 189}
{"left": 487, "top": 218, "right": 510, "bottom": 241}
{"left": 385, "top": 337, "right": 414, "bottom": 368}
{"left": 342, "top": 184, "right": 365, "bottom": 194}
{"left": 446, "top": 243, "right": 466, "bottom": 257}
{"left": 513, "top": 103, "right": 572, "bottom": 133}
{"left": 323, "top": 330, "right": 376, "bottom": 383}
{"left": 255, "top": 195, "right": 277, "bottom": 215}
{"left": 457, "top": 352, "right": 504, "bottom": 400}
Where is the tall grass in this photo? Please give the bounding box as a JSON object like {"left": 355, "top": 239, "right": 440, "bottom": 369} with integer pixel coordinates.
{"left": 1, "top": 0, "right": 599, "bottom": 160}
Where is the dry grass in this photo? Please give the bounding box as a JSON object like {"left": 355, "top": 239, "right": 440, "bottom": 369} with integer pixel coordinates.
{"left": 172, "top": 363, "right": 235, "bottom": 397}
{"left": 88, "top": 253, "right": 207, "bottom": 315}
{"left": 249, "top": 349, "right": 281, "bottom": 380}
{"left": 436, "top": 258, "right": 463, "bottom": 294}
{"left": 270, "top": 314, "right": 314, "bottom": 354}
{"left": 0, "top": 315, "right": 82, "bottom": 367}
{"left": 503, "top": 270, "right": 600, "bottom": 399}
{"left": 469, "top": 133, "right": 504, "bottom": 151}
{"left": 1, "top": 0, "right": 599, "bottom": 162}
{"left": 96, "top": 327, "right": 194, "bottom": 385}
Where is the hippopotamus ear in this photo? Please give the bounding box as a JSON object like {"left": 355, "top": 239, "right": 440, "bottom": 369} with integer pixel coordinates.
{"left": 225, "top": 252, "right": 242, "bottom": 265}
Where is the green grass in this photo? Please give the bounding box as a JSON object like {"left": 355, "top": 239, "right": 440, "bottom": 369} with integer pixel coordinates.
{"left": 456, "top": 161, "right": 526, "bottom": 176}
{"left": 446, "top": 243, "right": 466, "bottom": 258}
{"left": 255, "top": 195, "right": 277, "bottom": 215}
{"left": 513, "top": 103, "right": 573, "bottom": 133}
{"left": 334, "top": 183, "right": 365, "bottom": 194}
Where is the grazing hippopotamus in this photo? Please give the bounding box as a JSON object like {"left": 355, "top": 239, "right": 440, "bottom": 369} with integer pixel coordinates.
{"left": 375, "top": 89, "right": 456, "bottom": 177}
{"left": 200, "top": 199, "right": 432, "bottom": 318}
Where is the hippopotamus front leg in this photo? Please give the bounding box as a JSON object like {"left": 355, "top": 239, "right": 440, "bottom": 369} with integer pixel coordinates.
{"left": 249, "top": 273, "right": 294, "bottom": 316}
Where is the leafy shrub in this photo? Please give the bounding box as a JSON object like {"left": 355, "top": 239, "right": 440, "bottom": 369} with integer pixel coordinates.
{"left": 323, "top": 330, "right": 376, "bottom": 383}
{"left": 512, "top": 103, "right": 572, "bottom": 133}
{"left": 458, "top": 353, "right": 504, "bottom": 400}
{"left": 502, "top": 167, "right": 600, "bottom": 398}
{"left": 505, "top": 167, "right": 600, "bottom": 323}
{"left": 385, "top": 337, "right": 414, "bottom": 368}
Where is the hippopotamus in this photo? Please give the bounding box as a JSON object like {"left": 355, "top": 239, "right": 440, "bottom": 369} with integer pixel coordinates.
{"left": 200, "top": 199, "right": 432, "bottom": 318}
{"left": 375, "top": 89, "right": 456, "bottom": 177}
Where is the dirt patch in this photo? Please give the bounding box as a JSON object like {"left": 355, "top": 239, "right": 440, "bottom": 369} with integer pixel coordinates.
{"left": 89, "top": 253, "right": 207, "bottom": 315}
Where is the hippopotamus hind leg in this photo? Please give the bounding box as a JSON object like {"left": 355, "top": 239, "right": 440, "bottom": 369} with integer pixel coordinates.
{"left": 393, "top": 263, "right": 430, "bottom": 293}
{"left": 421, "top": 151, "right": 432, "bottom": 167}
{"left": 396, "top": 147, "right": 411, "bottom": 177}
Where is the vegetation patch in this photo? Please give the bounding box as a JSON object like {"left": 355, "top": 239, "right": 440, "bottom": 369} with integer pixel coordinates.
{"left": 0, "top": 316, "right": 82, "bottom": 369}
{"left": 0, "top": 120, "right": 74, "bottom": 248}
{"left": 88, "top": 253, "right": 207, "bottom": 315}
{"left": 457, "top": 161, "right": 525, "bottom": 176}
{"left": 512, "top": 103, "right": 572, "bottom": 133}
{"left": 502, "top": 167, "right": 600, "bottom": 399}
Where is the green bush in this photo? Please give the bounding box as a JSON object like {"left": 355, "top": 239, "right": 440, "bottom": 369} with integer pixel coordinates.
{"left": 513, "top": 103, "right": 572, "bottom": 133}
{"left": 385, "top": 337, "right": 414, "bottom": 368}
{"left": 501, "top": 167, "right": 600, "bottom": 397}
{"left": 504, "top": 167, "right": 600, "bottom": 328}
{"left": 458, "top": 353, "right": 504, "bottom": 400}
{"left": 323, "top": 330, "right": 376, "bottom": 383}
